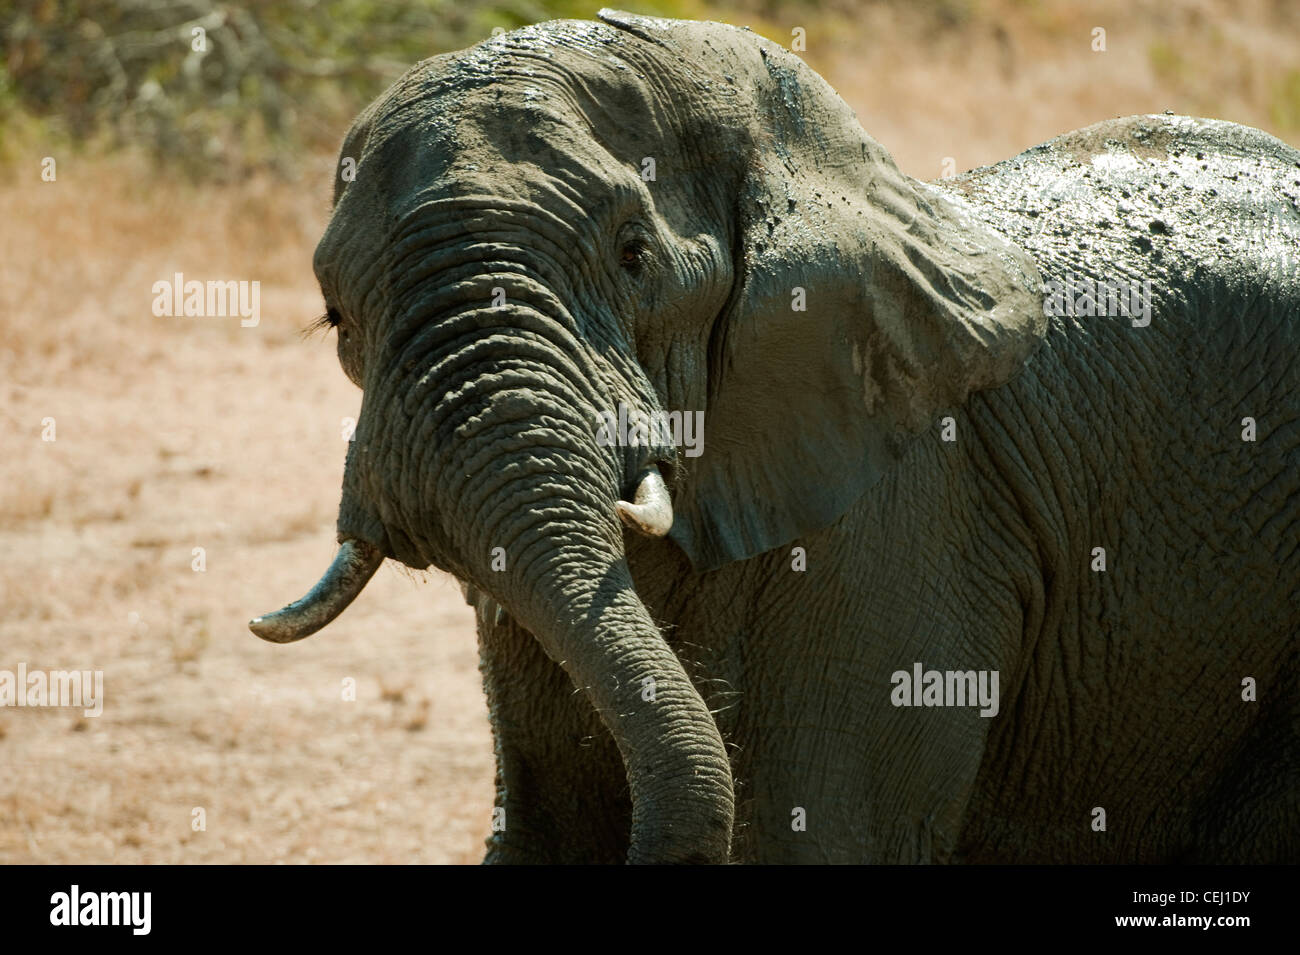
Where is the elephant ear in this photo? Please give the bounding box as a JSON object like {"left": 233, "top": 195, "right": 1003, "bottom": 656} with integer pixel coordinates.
{"left": 598, "top": 11, "right": 1046, "bottom": 571}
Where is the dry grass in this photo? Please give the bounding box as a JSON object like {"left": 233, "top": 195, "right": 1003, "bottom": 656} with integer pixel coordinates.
{"left": 2, "top": 0, "right": 1295, "bottom": 864}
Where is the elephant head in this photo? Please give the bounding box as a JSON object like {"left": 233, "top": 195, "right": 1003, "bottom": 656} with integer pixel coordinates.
{"left": 249, "top": 11, "right": 1044, "bottom": 863}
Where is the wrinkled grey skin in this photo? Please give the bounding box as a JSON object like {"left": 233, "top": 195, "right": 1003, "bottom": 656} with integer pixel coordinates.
{"left": 255, "top": 12, "right": 1300, "bottom": 862}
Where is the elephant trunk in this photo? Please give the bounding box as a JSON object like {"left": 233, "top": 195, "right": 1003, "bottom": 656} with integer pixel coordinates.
{"left": 402, "top": 261, "right": 734, "bottom": 858}
{"left": 509, "top": 554, "right": 734, "bottom": 863}
{"left": 408, "top": 350, "right": 731, "bottom": 861}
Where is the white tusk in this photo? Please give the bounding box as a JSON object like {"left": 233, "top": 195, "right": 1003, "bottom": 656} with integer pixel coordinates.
{"left": 615, "top": 468, "right": 673, "bottom": 538}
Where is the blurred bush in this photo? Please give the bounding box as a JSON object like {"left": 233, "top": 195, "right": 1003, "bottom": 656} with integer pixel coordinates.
{"left": 4, "top": 0, "right": 1295, "bottom": 179}
{"left": 0, "top": 0, "right": 705, "bottom": 178}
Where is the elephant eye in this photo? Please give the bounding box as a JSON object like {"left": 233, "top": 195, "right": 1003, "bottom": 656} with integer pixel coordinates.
{"left": 619, "top": 238, "right": 648, "bottom": 271}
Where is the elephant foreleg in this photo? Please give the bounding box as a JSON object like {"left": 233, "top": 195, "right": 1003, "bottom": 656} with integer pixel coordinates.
{"left": 475, "top": 603, "right": 632, "bottom": 863}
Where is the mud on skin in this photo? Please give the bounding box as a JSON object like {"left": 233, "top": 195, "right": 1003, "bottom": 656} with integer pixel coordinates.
{"left": 251, "top": 12, "right": 1300, "bottom": 863}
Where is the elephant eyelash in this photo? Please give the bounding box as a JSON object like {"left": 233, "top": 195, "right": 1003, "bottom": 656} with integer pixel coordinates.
{"left": 307, "top": 307, "right": 342, "bottom": 334}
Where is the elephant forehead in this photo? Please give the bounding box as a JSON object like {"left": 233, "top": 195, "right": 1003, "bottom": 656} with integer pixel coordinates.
{"left": 338, "top": 95, "right": 670, "bottom": 235}
{"left": 369, "top": 26, "right": 692, "bottom": 155}
{"left": 351, "top": 110, "right": 643, "bottom": 227}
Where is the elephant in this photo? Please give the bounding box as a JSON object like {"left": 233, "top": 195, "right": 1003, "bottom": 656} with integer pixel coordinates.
{"left": 249, "top": 11, "right": 1300, "bottom": 863}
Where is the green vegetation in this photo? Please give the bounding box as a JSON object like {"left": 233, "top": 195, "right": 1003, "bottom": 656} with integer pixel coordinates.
{"left": 0, "top": 0, "right": 707, "bottom": 176}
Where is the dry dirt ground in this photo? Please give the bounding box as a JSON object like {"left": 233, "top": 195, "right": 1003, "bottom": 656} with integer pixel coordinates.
{"left": 2, "top": 1, "right": 1296, "bottom": 864}
{"left": 0, "top": 159, "right": 492, "bottom": 863}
